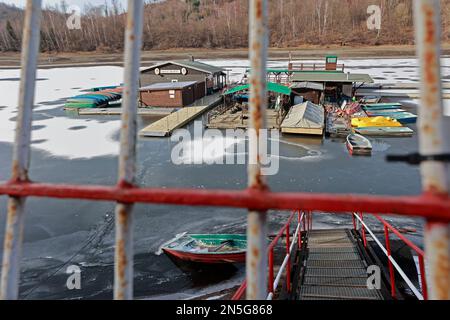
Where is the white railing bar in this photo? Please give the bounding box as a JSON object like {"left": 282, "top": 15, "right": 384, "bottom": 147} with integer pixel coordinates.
{"left": 353, "top": 213, "right": 424, "bottom": 300}
{"left": 267, "top": 212, "right": 303, "bottom": 300}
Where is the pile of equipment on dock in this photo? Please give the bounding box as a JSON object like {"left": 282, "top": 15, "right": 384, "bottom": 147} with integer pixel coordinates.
{"left": 65, "top": 86, "right": 122, "bottom": 109}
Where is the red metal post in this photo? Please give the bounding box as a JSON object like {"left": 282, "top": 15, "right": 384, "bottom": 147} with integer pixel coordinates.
{"left": 418, "top": 255, "right": 428, "bottom": 300}
{"left": 359, "top": 213, "right": 367, "bottom": 248}
{"left": 384, "top": 225, "right": 396, "bottom": 298}
{"left": 352, "top": 213, "right": 357, "bottom": 230}
{"left": 286, "top": 224, "right": 291, "bottom": 293}
{"left": 268, "top": 249, "right": 274, "bottom": 294}
{"left": 297, "top": 211, "right": 302, "bottom": 250}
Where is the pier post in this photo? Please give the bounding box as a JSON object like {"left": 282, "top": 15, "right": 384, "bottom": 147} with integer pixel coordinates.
{"left": 414, "top": 0, "right": 450, "bottom": 300}
{"left": 114, "top": 0, "right": 144, "bottom": 300}
{"left": 0, "top": 0, "right": 42, "bottom": 300}
{"left": 246, "top": 0, "right": 269, "bottom": 300}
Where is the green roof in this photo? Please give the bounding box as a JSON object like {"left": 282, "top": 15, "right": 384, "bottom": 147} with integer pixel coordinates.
{"left": 224, "top": 82, "right": 291, "bottom": 96}
{"left": 291, "top": 72, "right": 374, "bottom": 83}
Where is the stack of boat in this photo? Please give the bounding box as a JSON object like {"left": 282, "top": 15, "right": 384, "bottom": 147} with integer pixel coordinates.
{"left": 351, "top": 102, "right": 416, "bottom": 137}
{"left": 65, "top": 86, "right": 122, "bottom": 109}
{"left": 362, "top": 103, "right": 418, "bottom": 124}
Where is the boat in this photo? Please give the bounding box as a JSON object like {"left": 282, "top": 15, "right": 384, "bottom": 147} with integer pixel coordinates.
{"left": 351, "top": 116, "right": 403, "bottom": 128}
{"left": 161, "top": 234, "right": 246, "bottom": 264}
{"left": 346, "top": 133, "right": 372, "bottom": 156}
{"left": 362, "top": 102, "right": 403, "bottom": 109}
{"left": 355, "top": 127, "right": 414, "bottom": 137}
{"left": 384, "top": 112, "right": 417, "bottom": 124}
{"left": 359, "top": 96, "right": 381, "bottom": 104}
{"left": 365, "top": 108, "right": 406, "bottom": 116}
{"left": 65, "top": 86, "right": 123, "bottom": 109}
{"left": 281, "top": 101, "right": 325, "bottom": 136}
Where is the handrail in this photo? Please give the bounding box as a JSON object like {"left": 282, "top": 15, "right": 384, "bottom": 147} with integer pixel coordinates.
{"left": 352, "top": 213, "right": 426, "bottom": 300}
{"left": 232, "top": 210, "right": 304, "bottom": 300}
{"left": 267, "top": 211, "right": 304, "bottom": 300}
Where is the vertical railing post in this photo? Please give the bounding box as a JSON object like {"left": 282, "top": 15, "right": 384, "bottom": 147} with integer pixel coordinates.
{"left": 246, "top": 0, "right": 269, "bottom": 300}
{"left": 414, "top": 0, "right": 450, "bottom": 300}
{"left": 268, "top": 249, "right": 274, "bottom": 295}
{"left": 285, "top": 224, "right": 291, "bottom": 293}
{"left": 384, "top": 226, "right": 396, "bottom": 299}
{"left": 114, "top": 0, "right": 143, "bottom": 300}
{"left": 297, "top": 211, "right": 302, "bottom": 250}
{"left": 418, "top": 255, "right": 428, "bottom": 300}
{"left": 359, "top": 213, "right": 367, "bottom": 248}
{"left": 0, "top": 0, "right": 42, "bottom": 300}
{"left": 352, "top": 212, "right": 357, "bottom": 231}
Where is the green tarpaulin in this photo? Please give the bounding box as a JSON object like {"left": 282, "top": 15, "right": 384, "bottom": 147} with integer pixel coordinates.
{"left": 224, "top": 82, "right": 291, "bottom": 96}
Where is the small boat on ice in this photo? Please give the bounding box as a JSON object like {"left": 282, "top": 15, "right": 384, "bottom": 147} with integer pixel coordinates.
{"left": 162, "top": 234, "right": 246, "bottom": 264}
{"left": 346, "top": 133, "right": 372, "bottom": 156}
{"left": 355, "top": 126, "right": 414, "bottom": 137}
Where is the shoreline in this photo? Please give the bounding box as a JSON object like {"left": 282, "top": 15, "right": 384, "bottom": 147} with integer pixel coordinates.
{"left": 1, "top": 44, "right": 450, "bottom": 69}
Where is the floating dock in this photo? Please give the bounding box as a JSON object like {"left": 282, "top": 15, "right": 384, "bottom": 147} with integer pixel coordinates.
{"left": 207, "top": 109, "right": 281, "bottom": 130}
{"left": 75, "top": 107, "right": 175, "bottom": 116}
{"left": 139, "top": 95, "right": 222, "bottom": 137}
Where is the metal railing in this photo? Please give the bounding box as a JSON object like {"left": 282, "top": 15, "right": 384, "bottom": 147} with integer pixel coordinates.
{"left": 353, "top": 213, "right": 428, "bottom": 300}
{"left": 267, "top": 211, "right": 304, "bottom": 300}
{"left": 0, "top": 0, "right": 448, "bottom": 300}
{"left": 291, "top": 63, "right": 345, "bottom": 72}
{"left": 232, "top": 210, "right": 307, "bottom": 301}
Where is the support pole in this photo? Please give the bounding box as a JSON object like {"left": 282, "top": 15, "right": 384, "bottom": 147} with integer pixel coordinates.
{"left": 414, "top": 0, "right": 450, "bottom": 300}
{"left": 114, "top": 0, "right": 143, "bottom": 300}
{"left": 246, "top": 0, "right": 269, "bottom": 300}
{"left": 0, "top": 0, "right": 42, "bottom": 300}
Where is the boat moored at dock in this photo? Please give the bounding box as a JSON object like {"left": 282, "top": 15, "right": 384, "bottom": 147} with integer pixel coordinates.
{"left": 162, "top": 234, "right": 247, "bottom": 264}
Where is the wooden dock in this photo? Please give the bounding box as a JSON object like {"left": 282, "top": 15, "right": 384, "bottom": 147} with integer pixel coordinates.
{"left": 207, "top": 109, "right": 281, "bottom": 130}
{"left": 73, "top": 107, "right": 175, "bottom": 116}
{"left": 139, "top": 95, "right": 222, "bottom": 137}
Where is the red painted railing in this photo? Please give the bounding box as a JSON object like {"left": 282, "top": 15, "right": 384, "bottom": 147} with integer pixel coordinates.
{"left": 233, "top": 211, "right": 312, "bottom": 300}
{"left": 353, "top": 213, "right": 428, "bottom": 300}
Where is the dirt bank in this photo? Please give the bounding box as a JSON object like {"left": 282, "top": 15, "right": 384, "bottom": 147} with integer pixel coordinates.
{"left": 1, "top": 44, "right": 449, "bottom": 69}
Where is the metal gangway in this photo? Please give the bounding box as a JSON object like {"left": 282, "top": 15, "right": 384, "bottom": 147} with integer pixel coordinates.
{"left": 0, "top": 0, "right": 449, "bottom": 300}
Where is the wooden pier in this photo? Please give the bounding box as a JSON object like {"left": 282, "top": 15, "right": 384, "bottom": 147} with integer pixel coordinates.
{"left": 207, "top": 109, "right": 281, "bottom": 130}
{"left": 73, "top": 107, "right": 176, "bottom": 116}
{"left": 139, "top": 95, "right": 222, "bottom": 137}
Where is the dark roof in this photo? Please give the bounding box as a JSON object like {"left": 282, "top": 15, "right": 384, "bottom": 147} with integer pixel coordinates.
{"left": 140, "top": 81, "right": 198, "bottom": 91}
{"left": 142, "top": 60, "right": 225, "bottom": 75}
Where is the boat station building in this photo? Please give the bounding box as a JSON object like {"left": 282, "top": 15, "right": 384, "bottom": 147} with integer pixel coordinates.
{"left": 140, "top": 59, "right": 226, "bottom": 98}
{"left": 139, "top": 81, "right": 205, "bottom": 108}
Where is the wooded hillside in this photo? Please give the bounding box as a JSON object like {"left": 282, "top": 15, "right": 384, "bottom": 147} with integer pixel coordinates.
{"left": 1, "top": 0, "right": 449, "bottom": 52}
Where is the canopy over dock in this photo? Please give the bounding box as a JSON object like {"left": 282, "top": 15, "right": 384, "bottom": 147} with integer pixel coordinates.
{"left": 224, "top": 82, "right": 292, "bottom": 96}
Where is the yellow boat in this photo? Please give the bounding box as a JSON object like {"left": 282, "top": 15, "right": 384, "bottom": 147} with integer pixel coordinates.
{"left": 351, "top": 116, "right": 402, "bottom": 128}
